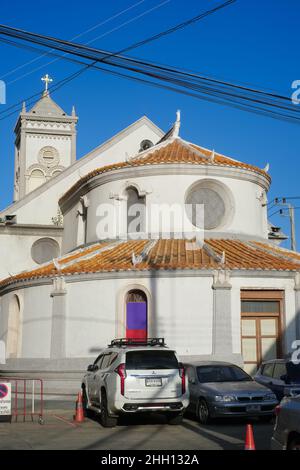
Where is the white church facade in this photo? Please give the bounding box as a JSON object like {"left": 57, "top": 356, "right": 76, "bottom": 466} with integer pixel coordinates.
{"left": 1, "top": 81, "right": 300, "bottom": 392}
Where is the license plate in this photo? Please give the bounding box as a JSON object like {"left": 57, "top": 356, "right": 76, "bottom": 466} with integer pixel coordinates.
{"left": 246, "top": 405, "right": 261, "bottom": 412}
{"left": 145, "top": 378, "right": 162, "bottom": 387}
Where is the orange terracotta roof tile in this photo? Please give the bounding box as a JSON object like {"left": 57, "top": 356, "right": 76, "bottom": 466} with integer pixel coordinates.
{"left": 1, "top": 239, "right": 300, "bottom": 290}
{"left": 60, "top": 139, "right": 270, "bottom": 204}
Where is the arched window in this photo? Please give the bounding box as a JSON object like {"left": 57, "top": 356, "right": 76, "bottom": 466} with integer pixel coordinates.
{"left": 28, "top": 169, "right": 46, "bottom": 192}
{"left": 6, "top": 295, "right": 21, "bottom": 358}
{"left": 126, "top": 187, "right": 146, "bottom": 235}
{"left": 77, "top": 197, "right": 88, "bottom": 246}
{"left": 126, "top": 290, "right": 147, "bottom": 340}
{"left": 52, "top": 170, "right": 62, "bottom": 178}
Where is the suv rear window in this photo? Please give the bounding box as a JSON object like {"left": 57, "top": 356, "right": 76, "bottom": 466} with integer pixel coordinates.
{"left": 126, "top": 350, "right": 178, "bottom": 370}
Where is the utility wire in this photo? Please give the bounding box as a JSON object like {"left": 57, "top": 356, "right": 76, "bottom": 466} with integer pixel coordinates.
{"left": 1, "top": 0, "right": 147, "bottom": 80}
{"left": 269, "top": 207, "right": 300, "bottom": 218}
{"left": 2, "top": 1, "right": 300, "bottom": 123}
{"left": 0, "top": 0, "right": 238, "bottom": 120}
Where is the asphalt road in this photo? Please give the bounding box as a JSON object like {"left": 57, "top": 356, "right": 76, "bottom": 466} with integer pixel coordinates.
{"left": 0, "top": 407, "right": 274, "bottom": 450}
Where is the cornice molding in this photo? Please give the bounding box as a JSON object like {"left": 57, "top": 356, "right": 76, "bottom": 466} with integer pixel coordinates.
{"left": 0, "top": 267, "right": 296, "bottom": 296}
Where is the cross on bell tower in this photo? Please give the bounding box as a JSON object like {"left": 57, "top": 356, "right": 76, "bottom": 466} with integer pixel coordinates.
{"left": 41, "top": 74, "right": 53, "bottom": 95}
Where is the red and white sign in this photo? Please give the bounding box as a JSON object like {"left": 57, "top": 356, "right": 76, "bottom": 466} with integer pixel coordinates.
{"left": 0, "top": 382, "right": 11, "bottom": 416}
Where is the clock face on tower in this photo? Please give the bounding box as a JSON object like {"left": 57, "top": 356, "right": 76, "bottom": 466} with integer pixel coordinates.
{"left": 38, "top": 146, "right": 59, "bottom": 167}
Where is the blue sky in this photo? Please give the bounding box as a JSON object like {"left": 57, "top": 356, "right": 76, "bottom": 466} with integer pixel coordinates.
{"left": 0, "top": 0, "right": 299, "bottom": 247}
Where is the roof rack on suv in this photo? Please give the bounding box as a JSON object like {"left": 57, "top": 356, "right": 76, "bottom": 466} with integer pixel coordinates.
{"left": 108, "top": 338, "right": 166, "bottom": 348}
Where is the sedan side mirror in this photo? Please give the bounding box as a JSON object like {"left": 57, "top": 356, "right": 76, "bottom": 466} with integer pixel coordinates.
{"left": 87, "top": 364, "right": 96, "bottom": 372}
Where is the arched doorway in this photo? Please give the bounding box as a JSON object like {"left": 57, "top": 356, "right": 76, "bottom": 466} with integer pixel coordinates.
{"left": 7, "top": 295, "right": 21, "bottom": 358}
{"left": 126, "top": 290, "right": 147, "bottom": 340}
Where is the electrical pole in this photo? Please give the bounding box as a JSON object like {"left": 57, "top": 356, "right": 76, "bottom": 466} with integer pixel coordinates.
{"left": 289, "top": 204, "right": 296, "bottom": 251}
{"left": 278, "top": 199, "right": 297, "bottom": 251}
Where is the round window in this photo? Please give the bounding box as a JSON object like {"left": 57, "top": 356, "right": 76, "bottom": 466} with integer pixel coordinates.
{"left": 185, "top": 180, "right": 232, "bottom": 230}
{"left": 31, "top": 238, "right": 60, "bottom": 264}
{"left": 139, "top": 139, "right": 153, "bottom": 152}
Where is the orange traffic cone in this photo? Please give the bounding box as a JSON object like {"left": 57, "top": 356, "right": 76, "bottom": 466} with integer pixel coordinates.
{"left": 245, "top": 423, "right": 256, "bottom": 450}
{"left": 74, "top": 391, "right": 84, "bottom": 423}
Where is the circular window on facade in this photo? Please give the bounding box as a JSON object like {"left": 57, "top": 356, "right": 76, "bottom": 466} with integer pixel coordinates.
{"left": 31, "top": 238, "right": 60, "bottom": 265}
{"left": 139, "top": 139, "right": 154, "bottom": 152}
{"left": 185, "top": 180, "right": 233, "bottom": 230}
{"left": 38, "top": 146, "right": 59, "bottom": 167}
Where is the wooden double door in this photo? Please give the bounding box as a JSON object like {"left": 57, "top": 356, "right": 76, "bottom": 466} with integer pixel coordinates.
{"left": 241, "top": 291, "right": 283, "bottom": 375}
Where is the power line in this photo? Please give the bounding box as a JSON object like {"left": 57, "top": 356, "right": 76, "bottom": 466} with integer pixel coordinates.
{"left": 1, "top": 0, "right": 147, "bottom": 80}
{"left": 268, "top": 196, "right": 300, "bottom": 212}
{"left": 0, "top": 0, "right": 239, "bottom": 121}
{"left": 2, "top": 1, "right": 300, "bottom": 124}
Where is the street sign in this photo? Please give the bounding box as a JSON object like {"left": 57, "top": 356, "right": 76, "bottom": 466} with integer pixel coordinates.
{"left": 0, "top": 382, "right": 11, "bottom": 421}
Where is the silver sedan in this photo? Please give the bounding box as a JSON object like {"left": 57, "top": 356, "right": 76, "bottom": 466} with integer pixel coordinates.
{"left": 184, "top": 361, "right": 278, "bottom": 424}
{"left": 271, "top": 395, "right": 300, "bottom": 450}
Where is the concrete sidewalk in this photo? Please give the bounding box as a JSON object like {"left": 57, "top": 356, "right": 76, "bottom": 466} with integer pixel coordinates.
{"left": 0, "top": 406, "right": 274, "bottom": 450}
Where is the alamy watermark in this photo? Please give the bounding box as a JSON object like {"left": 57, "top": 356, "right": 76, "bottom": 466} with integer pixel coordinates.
{"left": 291, "top": 340, "right": 300, "bottom": 364}
{"left": 95, "top": 202, "right": 205, "bottom": 246}
{"left": 291, "top": 80, "right": 300, "bottom": 105}
{"left": 0, "top": 80, "right": 6, "bottom": 104}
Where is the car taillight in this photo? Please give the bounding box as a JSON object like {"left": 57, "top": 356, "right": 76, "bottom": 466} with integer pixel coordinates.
{"left": 115, "top": 363, "right": 126, "bottom": 396}
{"left": 179, "top": 365, "right": 186, "bottom": 395}
{"left": 274, "top": 405, "right": 281, "bottom": 417}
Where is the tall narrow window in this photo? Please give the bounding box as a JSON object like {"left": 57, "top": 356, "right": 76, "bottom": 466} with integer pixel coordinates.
{"left": 77, "top": 198, "right": 88, "bottom": 246}
{"left": 126, "top": 290, "right": 147, "bottom": 340}
{"left": 126, "top": 187, "right": 145, "bottom": 235}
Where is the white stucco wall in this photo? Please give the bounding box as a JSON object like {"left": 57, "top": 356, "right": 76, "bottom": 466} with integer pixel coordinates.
{"left": 65, "top": 276, "right": 214, "bottom": 358}
{"left": 0, "top": 273, "right": 297, "bottom": 362}
{"left": 0, "top": 275, "right": 214, "bottom": 359}
{"left": 62, "top": 172, "right": 269, "bottom": 253}
{"left": 0, "top": 233, "right": 62, "bottom": 280}
{"left": 21, "top": 285, "right": 53, "bottom": 358}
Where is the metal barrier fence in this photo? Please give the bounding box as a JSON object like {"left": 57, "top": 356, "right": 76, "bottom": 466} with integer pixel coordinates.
{"left": 0, "top": 377, "right": 44, "bottom": 424}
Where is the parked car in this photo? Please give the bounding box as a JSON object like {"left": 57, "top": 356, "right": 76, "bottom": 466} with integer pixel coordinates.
{"left": 271, "top": 395, "right": 300, "bottom": 450}
{"left": 81, "top": 338, "right": 189, "bottom": 427}
{"left": 254, "top": 359, "right": 300, "bottom": 401}
{"left": 184, "top": 361, "right": 278, "bottom": 424}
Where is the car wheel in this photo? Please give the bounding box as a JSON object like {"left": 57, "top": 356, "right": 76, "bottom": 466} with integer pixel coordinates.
{"left": 166, "top": 412, "right": 184, "bottom": 425}
{"left": 82, "top": 387, "right": 93, "bottom": 419}
{"left": 197, "top": 399, "right": 211, "bottom": 425}
{"left": 100, "top": 390, "right": 118, "bottom": 428}
{"left": 288, "top": 437, "right": 300, "bottom": 450}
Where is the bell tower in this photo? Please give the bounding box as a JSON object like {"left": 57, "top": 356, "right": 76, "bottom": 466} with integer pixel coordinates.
{"left": 14, "top": 75, "right": 78, "bottom": 201}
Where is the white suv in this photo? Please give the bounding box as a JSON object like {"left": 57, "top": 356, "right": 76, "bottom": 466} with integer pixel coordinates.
{"left": 81, "top": 338, "right": 189, "bottom": 427}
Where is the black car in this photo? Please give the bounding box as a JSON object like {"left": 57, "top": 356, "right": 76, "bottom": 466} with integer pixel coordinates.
{"left": 254, "top": 359, "right": 300, "bottom": 401}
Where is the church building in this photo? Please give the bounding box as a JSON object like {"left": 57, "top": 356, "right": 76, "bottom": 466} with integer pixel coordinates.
{"left": 0, "top": 78, "right": 299, "bottom": 394}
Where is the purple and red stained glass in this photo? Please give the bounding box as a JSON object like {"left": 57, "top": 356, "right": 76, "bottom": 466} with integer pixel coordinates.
{"left": 126, "top": 302, "right": 147, "bottom": 340}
